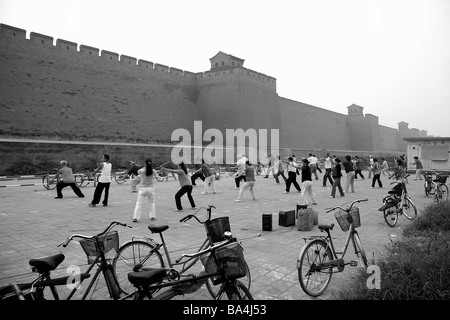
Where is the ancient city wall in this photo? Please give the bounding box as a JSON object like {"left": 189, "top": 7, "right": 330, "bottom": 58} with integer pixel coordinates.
{"left": 278, "top": 97, "right": 352, "bottom": 151}
{"left": 0, "top": 24, "right": 198, "bottom": 144}
{"left": 0, "top": 23, "right": 423, "bottom": 174}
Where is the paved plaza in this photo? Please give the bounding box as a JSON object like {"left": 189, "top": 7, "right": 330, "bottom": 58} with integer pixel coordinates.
{"left": 0, "top": 170, "right": 432, "bottom": 300}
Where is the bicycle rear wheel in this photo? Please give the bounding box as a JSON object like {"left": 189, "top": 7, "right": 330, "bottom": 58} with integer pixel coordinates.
{"left": 402, "top": 197, "right": 417, "bottom": 220}
{"left": 352, "top": 232, "right": 368, "bottom": 269}
{"left": 114, "top": 173, "right": 127, "bottom": 184}
{"left": 112, "top": 240, "right": 164, "bottom": 295}
{"left": 297, "top": 239, "right": 333, "bottom": 297}
{"left": 216, "top": 280, "right": 253, "bottom": 300}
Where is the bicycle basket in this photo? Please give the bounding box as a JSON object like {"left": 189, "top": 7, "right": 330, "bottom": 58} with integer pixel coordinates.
{"left": 437, "top": 175, "right": 448, "bottom": 184}
{"left": 334, "top": 207, "right": 361, "bottom": 232}
{"left": 201, "top": 242, "right": 247, "bottom": 285}
{"left": 79, "top": 231, "right": 119, "bottom": 264}
{"left": 204, "top": 217, "right": 231, "bottom": 243}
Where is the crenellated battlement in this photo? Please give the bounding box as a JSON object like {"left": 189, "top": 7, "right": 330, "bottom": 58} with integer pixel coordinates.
{"left": 0, "top": 23, "right": 277, "bottom": 87}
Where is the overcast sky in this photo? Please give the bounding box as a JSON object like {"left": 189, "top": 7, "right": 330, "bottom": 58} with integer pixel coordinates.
{"left": 1, "top": 0, "right": 449, "bottom": 137}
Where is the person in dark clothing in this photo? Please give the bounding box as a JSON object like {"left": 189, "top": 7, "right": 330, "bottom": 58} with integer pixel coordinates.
{"left": 163, "top": 162, "right": 197, "bottom": 211}
{"left": 190, "top": 163, "right": 205, "bottom": 186}
{"left": 330, "top": 158, "right": 345, "bottom": 198}
{"left": 353, "top": 156, "right": 365, "bottom": 180}
{"left": 343, "top": 155, "right": 355, "bottom": 193}
{"left": 283, "top": 156, "right": 301, "bottom": 193}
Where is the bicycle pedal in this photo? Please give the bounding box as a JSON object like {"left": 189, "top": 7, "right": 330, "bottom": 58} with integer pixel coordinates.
{"left": 349, "top": 261, "right": 358, "bottom": 267}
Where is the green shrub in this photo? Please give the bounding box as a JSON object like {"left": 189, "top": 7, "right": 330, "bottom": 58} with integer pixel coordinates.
{"left": 336, "top": 201, "right": 450, "bottom": 300}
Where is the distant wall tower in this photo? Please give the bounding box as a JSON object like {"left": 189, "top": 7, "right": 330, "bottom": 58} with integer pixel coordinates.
{"left": 210, "top": 51, "right": 245, "bottom": 70}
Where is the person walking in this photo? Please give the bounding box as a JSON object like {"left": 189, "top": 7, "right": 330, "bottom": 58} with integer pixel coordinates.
{"left": 54, "top": 160, "right": 85, "bottom": 199}
{"left": 235, "top": 161, "right": 257, "bottom": 201}
{"left": 330, "top": 158, "right": 345, "bottom": 198}
{"left": 284, "top": 156, "right": 301, "bottom": 193}
{"left": 271, "top": 155, "right": 287, "bottom": 184}
{"left": 163, "top": 162, "right": 197, "bottom": 212}
{"left": 354, "top": 156, "right": 365, "bottom": 180}
{"left": 381, "top": 158, "right": 389, "bottom": 176}
{"left": 89, "top": 154, "right": 112, "bottom": 207}
{"left": 343, "top": 155, "right": 355, "bottom": 193}
{"left": 371, "top": 158, "right": 383, "bottom": 188}
{"left": 196, "top": 159, "right": 216, "bottom": 194}
{"left": 307, "top": 153, "right": 319, "bottom": 180}
{"left": 299, "top": 158, "right": 317, "bottom": 205}
{"left": 234, "top": 154, "right": 247, "bottom": 189}
{"left": 412, "top": 156, "right": 424, "bottom": 180}
{"left": 132, "top": 159, "right": 157, "bottom": 222}
{"left": 322, "top": 153, "right": 334, "bottom": 187}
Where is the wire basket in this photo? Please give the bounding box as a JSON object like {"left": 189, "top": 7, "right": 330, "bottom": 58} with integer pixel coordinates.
{"left": 79, "top": 231, "right": 119, "bottom": 264}
{"left": 201, "top": 242, "right": 247, "bottom": 285}
{"left": 204, "top": 217, "right": 231, "bottom": 243}
{"left": 334, "top": 207, "right": 361, "bottom": 232}
{"left": 435, "top": 175, "right": 448, "bottom": 184}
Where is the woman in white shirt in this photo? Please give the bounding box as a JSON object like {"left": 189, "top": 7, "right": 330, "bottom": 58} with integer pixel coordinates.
{"left": 89, "top": 154, "right": 112, "bottom": 207}
{"left": 283, "top": 156, "right": 301, "bottom": 193}
{"left": 133, "top": 158, "right": 157, "bottom": 222}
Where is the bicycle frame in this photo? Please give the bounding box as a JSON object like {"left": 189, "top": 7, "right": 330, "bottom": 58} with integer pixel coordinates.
{"left": 316, "top": 224, "right": 360, "bottom": 272}
{"left": 128, "top": 237, "right": 242, "bottom": 300}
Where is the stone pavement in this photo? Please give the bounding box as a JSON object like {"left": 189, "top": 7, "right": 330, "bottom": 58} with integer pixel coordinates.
{"left": 0, "top": 170, "right": 432, "bottom": 300}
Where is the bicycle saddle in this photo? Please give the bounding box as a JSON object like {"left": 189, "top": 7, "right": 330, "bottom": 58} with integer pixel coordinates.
{"left": 29, "top": 253, "right": 65, "bottom": 273}
{"left": 148, "top": 225, "right": 169, "bottom": 234}
{"left": 127, "top": 268, "right": 166, "bottom": 287}
{"left": 318, "top": 224, "right": 334, "bottom": 231}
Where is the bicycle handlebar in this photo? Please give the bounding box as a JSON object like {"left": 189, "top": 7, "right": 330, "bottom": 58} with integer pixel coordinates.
{"left": 325, "top": 198, "right": 368, "bottom": 213}
{"left": 57, "top": 221, "right": 132, "bottom": 247}
{"left": 179, "top": 205, "right": 216, "bottom": 224}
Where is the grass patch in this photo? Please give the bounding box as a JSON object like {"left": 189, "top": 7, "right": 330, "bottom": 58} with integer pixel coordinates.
{"left": 335, "top": 201, "right": 450, "bottom": 300}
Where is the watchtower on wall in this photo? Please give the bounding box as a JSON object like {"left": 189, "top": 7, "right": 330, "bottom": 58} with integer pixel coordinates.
{"left": 209, "top": 51, "right": 245, "bottom": 70}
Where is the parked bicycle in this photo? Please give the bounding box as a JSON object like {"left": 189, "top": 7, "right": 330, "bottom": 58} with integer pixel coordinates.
{"left": 0, "top": 221, "right": 131, "bottom": 301}
{"left": 74, "top": 168, "right": 99, "bottom": 188}
{"left": 379, "top": 175, "right": 417, "bottom": 227}
{"left": 155, "top": 161, "right": 177, "bottom": 182}
{"left": 424, "top": 170, "right": 448, "bottom": 202}
{"left": 297, "top": 198, "right": 369, "bottom": 297}
{"left": 113, "top": 170, "right": 137, "bottom": 185}
{"left": 112, "top": 205, "right": 251, "bottom": 299}
{"left": 125, "top": 232, "right": 253, "bottom": 300}
{"left": 41, "top": 169, "right": 60, "bottom": 190}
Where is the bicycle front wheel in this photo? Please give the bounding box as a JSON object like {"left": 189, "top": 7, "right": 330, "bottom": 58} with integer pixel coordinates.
{"left": 352, "top": 232, "right": 368, "bottom": 269}
{"left": 103, "top": 267, "right": 121, "bottom": 300}
{"left": 437, "top": 184, "right": 449, "bottom": 202}
{"left": 206, "top": 259, "right": 251, "bottom": 299}
{"left": 112, "top": 240, "right": 164, "bottom": 295}
{"left": 216, "top": 280, "right": 253, "bottom": 300}
{"left": 402, "top": 197, "right": 417, "bottom": 220}
{"left": 383, "top": 203, "right": 398, "bottom": 228}
{"left": 74, "top": 174, "right": 85, "bottom": 188}
{"left": 297, "top": 239, "right": 333, "bottom": 297}
{"left": 43, "top": 176, "right": 57, "bottom": 190}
